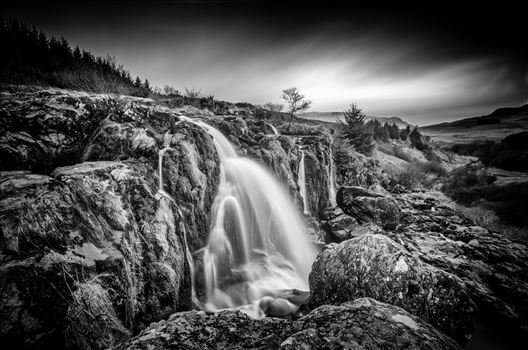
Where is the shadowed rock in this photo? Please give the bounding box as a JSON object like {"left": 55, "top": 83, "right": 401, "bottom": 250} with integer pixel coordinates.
{"left": 337, "top": 185, "right": 401, "bottom": 229}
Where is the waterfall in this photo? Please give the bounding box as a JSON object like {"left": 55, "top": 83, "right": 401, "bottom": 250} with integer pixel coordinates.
{"left": 297, "top": 150, "right": 310, "bottom": 215}
{"left": 185, "top": 118, "right": 316, "bottom": 318}
{"left": 266, "top": 123, "right": 280, "bottom": 137}
{"left": 328, "top": 147, "right": 337, "bottom": 207}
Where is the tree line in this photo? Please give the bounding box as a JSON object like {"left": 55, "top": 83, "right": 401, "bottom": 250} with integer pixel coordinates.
{"left": 0, "top": 17, "right": 152, "bottom": 96}
{"left": 339, "top": 103, "right": 426, "bottom": 155}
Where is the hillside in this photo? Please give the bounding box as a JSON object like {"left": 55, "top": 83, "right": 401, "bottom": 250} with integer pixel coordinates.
{"left": 421, "top": 104, "right": 528, "bottom": 145}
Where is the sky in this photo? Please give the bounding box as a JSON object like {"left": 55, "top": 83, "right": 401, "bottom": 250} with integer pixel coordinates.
{"left": 2, "top": 0, "right": 527, "bottom": 125}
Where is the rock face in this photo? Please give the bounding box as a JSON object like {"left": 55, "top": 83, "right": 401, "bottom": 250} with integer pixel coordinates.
{"left": 0, "top": 88, "right": 222, "bottom": 349}
{"left": 115, "top": 298, "right": 460, "bottom": 350}
{"left": 387, "top": 191, "right": 528, "bottom": 338}
{"left": 309, "top": 234, "right": 476, "bottom": 344}
{"left": 337, "top": 185, "right": 401, "bottom": 229}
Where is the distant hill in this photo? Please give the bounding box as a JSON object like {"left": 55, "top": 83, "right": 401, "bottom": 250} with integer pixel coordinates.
{"left": 365, "top": 116, "right": 413, "bottom": 129}
{"left": 422, "top": 105, "right": 528, "bottom": 130}
{"left": 421, "top": 104, "right": 528, "bottom": 145}
{"left": 299, "top": 111, "right": 413, "bottom": 128}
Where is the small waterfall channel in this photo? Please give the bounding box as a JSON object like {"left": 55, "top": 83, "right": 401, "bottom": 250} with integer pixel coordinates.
{"left": 297, "top": 150, "right": 310, "bottom": 215}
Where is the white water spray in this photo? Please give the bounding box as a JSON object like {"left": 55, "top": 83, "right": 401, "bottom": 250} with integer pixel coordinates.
{"left": 186, "top": 119, "right": 317, "bottom": 318}
{"left": 297, "top": 150, "right": 310, "bottom": 215}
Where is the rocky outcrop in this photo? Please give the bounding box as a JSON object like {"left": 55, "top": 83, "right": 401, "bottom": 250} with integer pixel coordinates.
{"left": 337, "top": 185, "right": 401, "bottom": 229}
{"left": 115, "top": 298, "right": 460, "bottom": 350}
{"left": 282, "top": 298, "right": 460, "bottom": 350}
{"left": 308, "top": 234, "right": 476, "bottom": 344}
{"left": 0, "top": 88, "right": 222, "bottom": 349}
{"left": 386, "top": 191, "right": 528, "bottom": 338}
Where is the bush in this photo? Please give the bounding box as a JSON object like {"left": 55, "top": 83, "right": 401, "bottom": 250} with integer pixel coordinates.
{"left": 456, "top": 205, "right": 500, "bottom": 227}
{"left": 386, "top": 163, "right": 427, "bottom": 189}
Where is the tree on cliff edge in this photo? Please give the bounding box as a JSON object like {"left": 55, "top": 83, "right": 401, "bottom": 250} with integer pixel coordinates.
{"left": 281, "top": 87, "right": 311, "bottom": 130}
{"left": 339, "top": 103, "right": 374, "bottom": 156}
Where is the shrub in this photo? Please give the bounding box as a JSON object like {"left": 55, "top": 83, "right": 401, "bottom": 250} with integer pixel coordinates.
{"left": 456, "top": 205, "right": 500, "bottom": 227}
{"left": 387, "top": 163, "right": 427, "bottom": 189}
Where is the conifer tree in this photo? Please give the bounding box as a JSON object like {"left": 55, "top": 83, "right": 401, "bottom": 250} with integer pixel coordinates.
{"left": 339, "top": 103, "right": 374, "bottom": 155}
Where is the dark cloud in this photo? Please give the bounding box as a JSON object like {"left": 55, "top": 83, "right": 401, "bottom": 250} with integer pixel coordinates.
{"left": 2, "top": 0, "right": 527, "bottom": 124}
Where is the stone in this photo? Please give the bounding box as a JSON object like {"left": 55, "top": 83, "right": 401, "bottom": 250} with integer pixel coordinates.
{"left": 337, "top": 185, "right": 401, "bottom": 229}
{"left": 309, "top": 234, "right": 476, "bottom": 344}
{"left": 114, "top": 298, "right": 461, "bottom": 350}
{"left": 281, "top": 298, "right": 461, "bottom": 350}
{"left": 387, "top": 190, "right": 528, "bottom": 339}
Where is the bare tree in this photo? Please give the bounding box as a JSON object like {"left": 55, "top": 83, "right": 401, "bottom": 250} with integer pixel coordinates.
{"left": 281, "top": 87, "right": 311, "bottom": 130}
{"left": 263, "top": 102, "right": 284, "bottom": 112}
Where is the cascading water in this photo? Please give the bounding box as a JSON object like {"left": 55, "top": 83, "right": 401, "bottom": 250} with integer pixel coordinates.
{"left": 328, "top": 147, "right": 337, "bottom": 207}
{"left": 183, "top": 118, "right": 317, "bottom": 318}
{"left": 266, "top": 123, "right": 280, "bottom": 137}
{"left": 297, "top": 150, "right": 310, "bottom": 215}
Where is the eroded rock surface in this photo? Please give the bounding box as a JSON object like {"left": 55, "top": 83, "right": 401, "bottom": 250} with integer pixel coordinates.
{"left": 114, "top": 298, "right": 461, "bottom": 350}
{"left": 387, "top": 191, "right": 528, "bottom": 337}
{"left": 309, "top": 234, "right": 476, "bottom": 344}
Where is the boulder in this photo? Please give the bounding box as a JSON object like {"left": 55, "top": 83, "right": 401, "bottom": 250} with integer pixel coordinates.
{"left": 337, "top": 185, "right": 401, "bottom": 229}
{"left": 309, "top": 234, "right": 476, "bottom": 344}
{"left": 282, "top": 298, "right": 461, "bottom": 350}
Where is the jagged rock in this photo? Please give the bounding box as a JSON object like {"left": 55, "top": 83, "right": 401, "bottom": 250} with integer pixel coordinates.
{"left": 0, "top": 99, "right": 222, "bottom": 349}
{"left": 337, "top": 185, "right": 401, "bottom": 229}
{"left": 0, "top": 89, "right": 113, "bottom": 173}
{"left": 387, "top": 190, "right": 528, "bottom": 338}
{"left": 320, "top": 207, "right": 384, "bottom": 243}
{"left": 282, "top": 298, "right": 461, "bottom": 350}
{"left": 0, "top": 161, "right": 198, "bottom": 349}
{"left": 320, "top": 207, "right": 358, "bottom": 242}
{"left": 114, "top": 298, "right": 461, "bottom": 350}
{"left": 308, "top": 234, "right": 476, "bottom": 344}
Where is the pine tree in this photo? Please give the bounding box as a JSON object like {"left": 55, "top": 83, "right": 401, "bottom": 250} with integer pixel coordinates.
{"left": 339, "top": 103, "right": 374, "bottom": 155}
{"left": 143, "top": 79, "right": 150, "bottom": 91}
